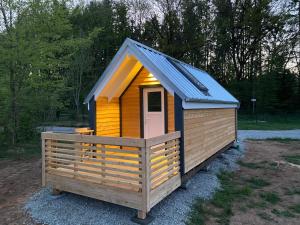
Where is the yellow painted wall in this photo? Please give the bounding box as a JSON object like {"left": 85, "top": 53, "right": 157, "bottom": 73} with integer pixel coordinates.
{"left": 96, "top": 97, "right": 120, "bottom": 137}
{"left": 167, "top": 93, "right": 175, "bottom": 133}
{"left": 120, "top": 67, "right": 175, "bottom": 138}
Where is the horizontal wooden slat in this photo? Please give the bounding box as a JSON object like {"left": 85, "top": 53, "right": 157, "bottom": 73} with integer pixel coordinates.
{"left": 47, "top": 163, "right": 141, "bottom": 182}
{"left": 46, "top": 147, "right": 141, "bottom": 161}
{"left": 184, "top": 108, "right": 236, "bottom": 173}
{"left": 47, "top": 168, "right": 141, "bottom": 190}
{"left": 151, "top": 168, "right": 180, "bottom": 189}
{"left": 45, "top": 158, "right": 141, "bottom": 175}
{"left": 151, "top": 157, "right": 179, "bottom": 173}
{"left": 42, "top": 132, "right": 145, "bottom": 147}
{"left": 150, "top": 151, "right": 179, "bottom": 166}
{"left": 62, "top": 144, "right": 140, "bottom": 155}
{"left": 150, "top": 140, "right": 180, "bottom": 153}
{"left": 150, "top": 162, "right": 180, "bottom": 180}
{"left": 150, "top": 146, "right": 180, "bottom": 160}
{"left": 47, "top": 174, "right": 143, "bottom": 209}
{"left": 45, "top": 153, "right": 141, "bottom": 168}
{"left": 149, "top": 174, "right": 181, "bottom": 208}
{"left": 42, "top": 129, "right": 182, "bottom": 214}
{"left": 146, "top": 131, "right": 181, "bottom": 147}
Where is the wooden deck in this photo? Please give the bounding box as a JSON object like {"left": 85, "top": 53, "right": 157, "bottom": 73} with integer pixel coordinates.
{"left": 42, "top": 131, "right": 181, "bottom": 219}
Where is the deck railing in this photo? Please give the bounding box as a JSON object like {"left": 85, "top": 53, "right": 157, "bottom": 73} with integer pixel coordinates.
{"left": 41, "top": 131, "right": 181, "bottom": 219}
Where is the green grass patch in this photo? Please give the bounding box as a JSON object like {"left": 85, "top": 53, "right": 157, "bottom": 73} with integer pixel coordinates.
{"left": 238, "top": 114, "right": 300, "bottom": 130}
{"left": 188, "top": 172, "right": 253, "bottom": 225}
{"left": 238, "top": 161, "right": 264, "bottom": 169}
{"left": 285, "top": 188, "right": 300, "bottom": 196}
{"left": 260, "top": 192, "right": 281, "bottom": 204}
{"left": 247, "top": 138, "right": 300, "bottom": 143}
{"left": 289, "top": 204, "right": 300, "bottom": 214}
{"left": 282, "top": 154, "right": 300, "bottom": 165}
{"left": 271, "top": 209, "right": 295, "bottom": 218}
{"left": 246, "top": 200, "right": 267, "bottom": 209}
{"left": 187, "top": 199, "right": 206, "bottom": 225}
{"left": 246, "top": 177, "right": 270, "bottom": 189}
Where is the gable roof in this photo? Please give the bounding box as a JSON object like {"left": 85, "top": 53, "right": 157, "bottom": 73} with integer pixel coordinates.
{"left": 84, "top": 38, "right": 239, "bottom": 106}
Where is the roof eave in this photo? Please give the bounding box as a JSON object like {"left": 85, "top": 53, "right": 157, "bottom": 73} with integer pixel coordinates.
{"left": 83, "top": 38, "right": 133, "bottom": 104}
{"left": 185, "top": 97, "right": 240, "bottom": 106}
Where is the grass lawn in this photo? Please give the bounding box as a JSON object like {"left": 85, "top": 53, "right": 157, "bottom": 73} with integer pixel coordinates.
{"left": 187, "top": 140, "right": 300, "bottom": 225}
{"left": 238, "top": 114, "right": 300, "bottom": 130}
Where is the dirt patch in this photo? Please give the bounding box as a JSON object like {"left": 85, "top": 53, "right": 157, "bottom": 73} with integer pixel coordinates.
{"left": 188, "top": 140, "right": 300, "bottom": 225}
{"left": 230, "top": 140, "right": 300, "bottom": 225}
{"left": 0, "top": 158, "right": 41, "bottom": 225}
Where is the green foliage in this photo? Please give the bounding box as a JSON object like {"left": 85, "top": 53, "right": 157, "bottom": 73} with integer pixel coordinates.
{"left": 188, "top": 172, "right": 253, "bottom": 225}
{"left": 238, "top": 161, "right": 264, "bottom": 169}
{"left": 186, "top": 199, "right": 206, "bottom": 225}
{"left": 282, "top": 154, "right": 300, "bottom": 165}
{"left": 260, "top": 192, "right": 281, "bottom": 204}
{"left": 289, "top": 204, "right": 300, "bottom": 214}
{"left": 271, "top": 209, "right": 295, "bottom": 218}
{"left": 0, "top": 138, "right": 40, "bottom": 160}
{"left": 284, "top": 188, "right": 300, "bottom": 196}
{"left": 0, "top": 0, "right": 299, "bottom": 150}
{"left": 246, "top": 177, "right": 270, "bottom": 189}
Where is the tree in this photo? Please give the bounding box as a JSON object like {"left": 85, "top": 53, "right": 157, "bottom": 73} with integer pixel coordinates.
{"left": 0, "top": 0, "right": 75, "bottom": 144}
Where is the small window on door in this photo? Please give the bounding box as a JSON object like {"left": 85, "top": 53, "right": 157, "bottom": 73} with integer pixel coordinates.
{"left": 148, "top": 92, "right": 162, "bottom": 112}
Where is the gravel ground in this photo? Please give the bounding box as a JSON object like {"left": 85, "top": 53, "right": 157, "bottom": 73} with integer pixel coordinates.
{"left": 238, "top": 129, "right": 300, "bottom": 140}
{"left": 25, "top": 130, "right": 300, "bottom": 225}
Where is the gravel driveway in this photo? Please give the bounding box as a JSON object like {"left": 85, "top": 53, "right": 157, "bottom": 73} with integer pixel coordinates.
{"left": 25, "top": 130, "right": 300, "bottom": 225}
{"left": 238, "top": 129, "right": 300, "bottom": 140}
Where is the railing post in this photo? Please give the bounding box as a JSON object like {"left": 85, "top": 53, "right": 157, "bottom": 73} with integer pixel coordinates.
{"left": 74, "top": 142, "right": 81, "bottom": 179}
{"left": 139, "top": 139, "right": 150, "bottom": 219}
{"left": 41, "top": 133, "right": 46, "bottom": 187}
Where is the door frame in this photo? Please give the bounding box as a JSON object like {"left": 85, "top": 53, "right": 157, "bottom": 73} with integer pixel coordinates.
{"left": 139, "top": 85, "right": 168, "bottom": 138}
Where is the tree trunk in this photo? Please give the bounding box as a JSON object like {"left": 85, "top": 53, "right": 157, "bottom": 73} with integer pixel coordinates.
{"left": 9, "top": 66, "right": 17, "bottom": 145}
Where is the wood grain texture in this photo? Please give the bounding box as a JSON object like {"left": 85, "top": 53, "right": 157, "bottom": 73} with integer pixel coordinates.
{"left": 120, "top": 68, "right": 175, "bottom": 138}
{"left": 167, "top": 93, "right": 175, "bottom": 133}
{"left": 42, "top": 131, "right": 181, "bottom": 216}
{"left": 47, "top": 174, "right": 143, "bottom": 210}
{"left": 96, "top": 97, "right": 120, "bottom": 137}
{"left": 183, "top": 108, "right": 236, "bottom": 173}
{"left": 121, "top": 68, "right": 159, "bottom": 138}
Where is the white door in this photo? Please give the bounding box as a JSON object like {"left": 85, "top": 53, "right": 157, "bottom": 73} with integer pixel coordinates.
{"left": 143, "top": 87, "right": 165, "bottom": 139}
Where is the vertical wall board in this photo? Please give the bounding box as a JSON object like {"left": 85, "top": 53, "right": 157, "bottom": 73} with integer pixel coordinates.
{"left": 164, "top": 89, "right": 168, "bottom": 134}
{"left": 174, "top": 93, "right": 184, "bottom": 175}
{"left": 88, "top": 96, "right": 96, "bottom": 133}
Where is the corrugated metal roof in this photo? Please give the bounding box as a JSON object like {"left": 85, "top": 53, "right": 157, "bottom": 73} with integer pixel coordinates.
{"left": 134, "top": 42, "right": 238, "bottom": 104}
{"left": 85, "top": 38, "right": 239, "bottom": 105}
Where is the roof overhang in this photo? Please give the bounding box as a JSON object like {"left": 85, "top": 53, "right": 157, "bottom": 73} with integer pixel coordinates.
{"left": 84, "top": 38, "right": 240, "bottom": 108}
{"left": 84, "top": 38, "right": 180, "bottom": 103}
{"left": 182, "top": 101, "right": 239, "bottom": 109}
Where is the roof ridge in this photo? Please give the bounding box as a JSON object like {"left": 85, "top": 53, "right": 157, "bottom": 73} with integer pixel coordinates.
{"left": 127, "top": 38, "right": 209, "bottom": 76}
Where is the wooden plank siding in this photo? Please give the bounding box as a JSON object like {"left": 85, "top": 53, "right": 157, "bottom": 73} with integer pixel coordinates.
{"left": 96, "top": 97, "right": 120, "bottom": 137}
{"left": 183, "top": 108, "right": 236, "bottom": 173}
{"left": 42, "top": 131, "right": 181, "bottom": 218}
{"left": 167, "top": 93, "right": 175, "bottom": 133}
{"left": 120, "top": 67, "right": 175, "bottom": 138}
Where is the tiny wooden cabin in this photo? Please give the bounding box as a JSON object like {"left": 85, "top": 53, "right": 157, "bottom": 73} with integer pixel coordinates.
{"left": 41, "top": 38, "right": 239, "bottom": 222}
